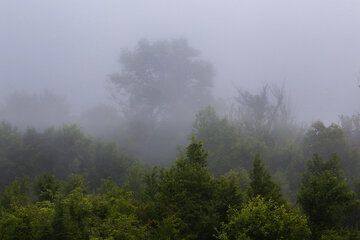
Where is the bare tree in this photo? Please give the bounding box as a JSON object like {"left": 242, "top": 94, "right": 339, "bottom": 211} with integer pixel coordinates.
{"left": 232, "top": 83, "right": 293, "bottom": 144}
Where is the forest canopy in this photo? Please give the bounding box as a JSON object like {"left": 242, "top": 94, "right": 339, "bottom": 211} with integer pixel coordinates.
{"left": 1, "top": 39, "right": 360, "bottom": 239}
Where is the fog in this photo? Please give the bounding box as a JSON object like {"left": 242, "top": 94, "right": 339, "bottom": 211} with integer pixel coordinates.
{"left": 3, "top": 2, "right": 360, "bottom": 236}
{"left": 1, "top": 0, "right": 360, "bottom": 124}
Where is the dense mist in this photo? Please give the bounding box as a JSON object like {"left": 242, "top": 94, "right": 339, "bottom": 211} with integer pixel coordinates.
{"left": 1, "top": 0, "right": 360, "bottom": 124}
{"left": 2, "top": 2, "right": 360, "bottom": 239}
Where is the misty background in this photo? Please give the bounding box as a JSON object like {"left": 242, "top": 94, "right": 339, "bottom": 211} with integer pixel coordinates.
{"left": 3, "top": 2, "right": 360, "bottom": 238}
{"left": 1, "top": 0, "right": 360, "bottom": 123}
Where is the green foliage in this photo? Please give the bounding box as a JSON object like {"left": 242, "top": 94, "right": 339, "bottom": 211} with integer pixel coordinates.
{"left": 139, "top": 138, "right": 244, "bottom": 240}
{"left": 53, "top": 177, "right": 144, "bottom": 240}
{"left": 339, "top": 114, "right": 360, "bottom": 147}
{"left": 297, "top": 153, "right": 356, "bottom": 238}
{"left": 0, "top": 122, "right": 25, "bottom": 186}
{"left": 303, "top": 122, "right": 349, "bottom": 168}
{"left": 217, "top": 196, "right": 311, "bottom": 240}
{"left": 213, "top": 174, "right": 245, "bottom": 223}
{"left": 33, "top": 171, "right": 59, "bottom": 202}
{"left": 248, "top": 153, "right": 285, "bottom": 205}
{"left": 52, "top": 182, "right": 93, "bottom": 239}
{"left": 124, "top": 161, "right": 147, "bottom": 199}
{"left": 0, "top": 177, "right": 29, "bottom": 210}
{"left": 303, "top": 153, "right": 344, "bottom": 180}
{"left": 5, "top": 87, "right": 360, "bottom": 239}
{"left": 91, "top": 178, "right": 145, "bottom": 240}
{"left": 0, "top": 202, "right": 55, "bottom": 240}
{"left": 0, "top": 122, "right": 136, "bottom": 190}
{"left": 319, "top": 228, "right": 360, "bottom": 240}
{"left": 192, "top": 106, "right": 239, "bottom": 174}
{"left": 193, "top": 106, "right": 269, "bottom": 175}
{"left": 91, "top": 140, "right": 135, "bottom": 187}
{"left": 61, "top": 174, "right": 89, "bottom": 195}
{"left": 156, "top": 138, "right": 216, "bottom": 239}
{"left": 0, "top": 177, "right": 55, "bottom": 240}
{"left": 223, "top": 168, "right": 250, "bottom": 193}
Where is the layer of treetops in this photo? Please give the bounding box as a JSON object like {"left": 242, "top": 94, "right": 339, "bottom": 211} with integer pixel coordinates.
{"left": 1, "top": 115, "right": 360, "bottom": 239}
{"left": 1, "top": 39, "right": 360, "bottom": 239}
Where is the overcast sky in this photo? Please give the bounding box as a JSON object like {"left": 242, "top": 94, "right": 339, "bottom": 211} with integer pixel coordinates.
{"left": 1, "top": 0, "right": 360, "bottom": 123}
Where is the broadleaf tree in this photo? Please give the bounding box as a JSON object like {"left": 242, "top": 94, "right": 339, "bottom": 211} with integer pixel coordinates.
{"left": 109, "top": 39, "right": 214, "bottom": 163}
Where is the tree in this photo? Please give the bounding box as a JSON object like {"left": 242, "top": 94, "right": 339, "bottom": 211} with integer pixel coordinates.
{"left": 109, "top": 38, "right": 214, "bottom": 120}
{"left": 302, "top": 121, "right": 360, "bottom": 181}
{"left": 213, "top": 174, "right": 245, "bottom": 224}
{"left": 232, "top": 84, "right": 293, "bottom": 145}
{"left": 192, "top": 106, "right": 269, "bottom": 174}
{"left": 339, "top": 114, "right": 360, "bottom": 146}
{"left": 339, "top": 114, "right": 360, "bottom": 180}
{"left": 192, "top": 106, "right": 239, "bottom": 175}
{"left": 0, "top": 178, "right": 29, "bottom": 211}
{"left": 139, "top": 138, "right": 243, "bottom": 240}
{"left": 0, "top": 121, "right": 24, "bottom": 186}
{"left": 297, "top": 153, "right": 356, "bottom": 239}
{"left": 155, "top": 138, "right": 216, "bottom": 239}
{"left": 109, "top": 39, "right": 214, "bottom": 163}
{"left": 319, "top": 229, "right": 360, "bottom": 240}
{"left": 303, "top": 121, "right": 348, "bottom": 160}
{"left": 0, "top": 201, "right": 56, "bottom": 240}
{"left": 52, "top": 177, "right": 144, "bottom": 240}
{"left": 0, "top": 122, "right": 137, "bottom": 190}
{"left": 217, "top": 196, "right": 310, "bottom": 240}
{"left": 247, "top": 153, "right": 285, "bottom": 205}
{"left": 33, "top": 171, "right": 59, "bottom": 202}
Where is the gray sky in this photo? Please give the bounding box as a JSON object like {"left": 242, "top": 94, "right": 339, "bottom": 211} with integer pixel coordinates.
{"left": 1, "top": 0, "right": 360, "bottom": 123}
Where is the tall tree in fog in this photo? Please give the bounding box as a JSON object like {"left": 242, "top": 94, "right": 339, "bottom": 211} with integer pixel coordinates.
{"left": 109, "top": 39, "right": 214, "bottom": 163}
{"left": 232, "top": 84, "right": 294, "bottom": 145}
{"left": 109, "top": 39, "right": 214, "bottom": 120}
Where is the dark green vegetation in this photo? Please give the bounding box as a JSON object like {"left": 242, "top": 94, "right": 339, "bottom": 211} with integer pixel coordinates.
{"left": 2, "top": 39, "right": 360, "bottom": 239}
{"left": 1, "top": 116, "right": 360, "bottom": 239}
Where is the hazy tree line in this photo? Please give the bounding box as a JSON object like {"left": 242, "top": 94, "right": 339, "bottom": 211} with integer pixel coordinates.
{"left": 1, "top": 38, "right": 360, "bottom": 239}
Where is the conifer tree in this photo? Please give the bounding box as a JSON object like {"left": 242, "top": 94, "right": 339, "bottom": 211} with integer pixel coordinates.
{"left": 248, "top": 153, "right": 285, "bottom": 205}
{"left": 297, "top": 153, "right": 356, "bottom": 239}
